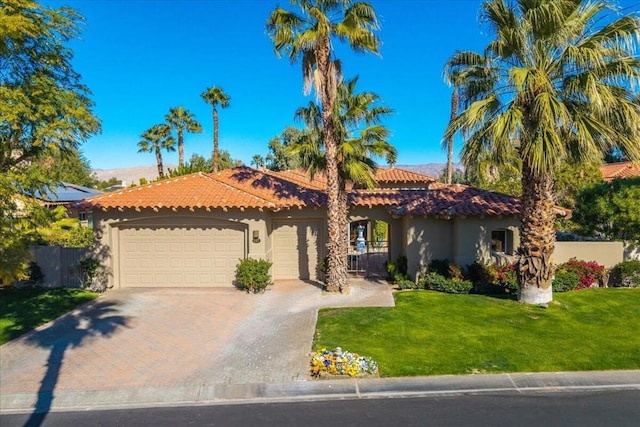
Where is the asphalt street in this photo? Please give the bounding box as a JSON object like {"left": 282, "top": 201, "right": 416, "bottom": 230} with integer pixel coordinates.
{"left": 3, "top": 389, "right": 639, "bottom": 427}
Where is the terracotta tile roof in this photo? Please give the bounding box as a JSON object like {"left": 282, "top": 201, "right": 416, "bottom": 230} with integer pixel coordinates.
{"left": 262, "top": 167, "right": 436, "bottom": 189}
{"left": 349, "top": 189, "right": 426, "bottom": 208}
{"left": 83, "top": 173, "right": 277, "bottom": 210}
{"left": 258, "top": 169, "right": 327, "bottom": 191}
{"left": 388, "top": 185, "right": 518, "bottom": 217}
{"left": 599, "top": 161, "right": 640, "bottom": 182}
{"left": 390, "top": 184, "right": 570, "bottom": 218}
{"left": 213, "top": 167, "right": 325, "bottom": 208}
{"left": 82, "top": 166, "right": 568, "bottom": 218}
{"left": 374, "top": 167, "right": 437, "bottom": 183}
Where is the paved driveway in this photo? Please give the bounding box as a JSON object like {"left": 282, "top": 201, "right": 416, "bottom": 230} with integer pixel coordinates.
{"left": 0, "top": 280, "right": 394, "bottom": 399}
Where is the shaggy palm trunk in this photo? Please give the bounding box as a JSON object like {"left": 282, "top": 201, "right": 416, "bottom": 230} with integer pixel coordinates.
{"left": 446, "top": 89, "right": 458, "bottom": 184}
{"left": 517, "top": 161, "right": 555, "bottom": 303}
{"left": 337, "top": 185, "right": 350, "bottom": 290}
{"left": 178, "top": 130, "right": 184, "bottom": 168}
{"left": 212, "top": 108, "right": 219, "bottom": 173}
{"left": 155, "top": 148, "right": 164, "bottom": 179}
{"left": 318, "top": 40, "right": 348, "bottom": 293}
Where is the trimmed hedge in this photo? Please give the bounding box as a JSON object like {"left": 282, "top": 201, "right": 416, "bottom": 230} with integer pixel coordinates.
{"left": 420, "top": 272, "right": 473, "bottom": 294}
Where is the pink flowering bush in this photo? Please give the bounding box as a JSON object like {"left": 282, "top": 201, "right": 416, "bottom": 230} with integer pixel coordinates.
{"left": 556, "top": 259, "right": 605, "bottom": 290}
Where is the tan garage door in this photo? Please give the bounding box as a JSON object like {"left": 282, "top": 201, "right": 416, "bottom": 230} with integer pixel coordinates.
{"left": 273, "top": 220, "right": 321, "bottom": 281}
{"left": 119, "top": 224, "right": 245, "bottom": 287}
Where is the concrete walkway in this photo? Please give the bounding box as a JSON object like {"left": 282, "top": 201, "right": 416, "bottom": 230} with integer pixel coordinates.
{"left": 1, "top": 278, "right": 395, "bottom": 412}
{"left": 2, "top": 280, "right": 639, "bottom": 413}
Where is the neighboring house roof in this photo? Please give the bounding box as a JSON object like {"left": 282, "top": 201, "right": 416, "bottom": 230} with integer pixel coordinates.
{"left": 260, "top": 167, "right": 436, "bottom": 190}
{"left": 35, "top": 182, "right": 103, "bottom": 205}
{"left": 374, "top": 167, "right": 437, "bottom": 184}
{"left": 599, "top": 161, "right": 640, "bottom": 182}
{"left": 83, "top": 166, "right": 568, "bottom": 218}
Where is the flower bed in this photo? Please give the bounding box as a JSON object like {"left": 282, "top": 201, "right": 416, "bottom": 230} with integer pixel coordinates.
{"left": 310, "top": 347, "right": 378, "bottom": 378}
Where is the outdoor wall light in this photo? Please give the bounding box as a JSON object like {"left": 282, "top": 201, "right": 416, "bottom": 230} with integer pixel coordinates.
{"left": 252, "top": 230, "right": 260, "bottom": 243}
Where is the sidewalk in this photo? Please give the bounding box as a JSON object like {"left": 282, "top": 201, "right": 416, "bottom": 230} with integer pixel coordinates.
{"left": 2, "top": 279, "right": 639, "bottom": 414}
{"left": 2, "top": 370, "right": 639, "bottom": 413}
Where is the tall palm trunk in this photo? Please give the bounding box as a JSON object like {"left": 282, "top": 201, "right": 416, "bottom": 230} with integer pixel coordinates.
{"left": 155, "top": 148, "right": 164, "bottom": 179}
{"left": 446, "top": 89, "right": 458, "bottom": 184}
{"left": 517, "top": 161, "right": 555, "bottom": 303}
{"left": 338, "top": 184, "right": 350, "bottom": 289}
{"left": 212, "top": 108, "right": 220, "bottom": 173}
{"left": 177, "top": 130, "right": 184, "bottom": 168}
{"left": 317, "top": 39, "right": 348, "bottom": 293}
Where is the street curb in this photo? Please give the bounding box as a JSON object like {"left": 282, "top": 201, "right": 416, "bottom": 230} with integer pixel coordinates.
{"left": 2, "top": 370, "right": 639, "bottom": 414}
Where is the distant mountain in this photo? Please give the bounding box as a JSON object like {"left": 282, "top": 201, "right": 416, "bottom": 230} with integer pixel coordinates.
{"left": 396, "top": 163, "right": 464, "bottom": 178}
{"left": 92, "top": 163, "right": 462, "bottom": 186}
{"left": 92, "top": 165, "right": 175, "bottom": 186}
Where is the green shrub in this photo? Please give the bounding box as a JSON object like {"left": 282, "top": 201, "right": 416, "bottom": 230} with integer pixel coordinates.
{"left": 556, "top": 259, "right": 605, "bottom": 290}
{"left": 609, "top": 261, "right": 640, "bottom": 288}
{"left": 397, "top": 279, "right": 418, "bottom": 290}
{"left": 464, "top": 262, "right": 517, "bottom": 295}
{"left": 77, "top": 256, "right": 109, "bottom": 292}
{"left": 235, "top": 258, "right": 273, "bottom": 293}
{"left": 553, "top": 270, "right": 580, "bottom": 292}
{"left": 386, "top": 256, "right": 409, "bottom": 283}
{"left": 27, "top": 262, "right": 44, "bottom": 285}
{"left": 421, "top": 272, "right": 473, "bottom": 294}
{"left": 428, "top": 259, "right": 463, "bottom": 279}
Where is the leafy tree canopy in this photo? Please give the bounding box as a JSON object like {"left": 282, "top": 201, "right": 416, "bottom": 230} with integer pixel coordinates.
{"left": 95, "top": 177, "right": 122, "bottom": 191}
{"left": 31, "top": 149, "right": 97, "bottom": 188}
{"left": 573, "top": 177, "right": 640, "bottom": 244}
{"left": 168, "top": 151, "right": 237, "bottom": 177}
{"left": 266, "top": 127, "right": 304, "bottom": 171}
{"left": 1, "top": 0, "right": 100, "bottom": 175}
{"left": 0, "top": 0, "right": 99, "bottom": 283}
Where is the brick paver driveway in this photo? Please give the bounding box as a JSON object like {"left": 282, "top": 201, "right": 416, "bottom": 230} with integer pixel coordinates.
{"left": 0, "top": 280, "right": 393, "bottom": 397}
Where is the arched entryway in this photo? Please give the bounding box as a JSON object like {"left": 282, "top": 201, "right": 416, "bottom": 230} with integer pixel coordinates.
{"left": 347, "top": 219, "right": 390, "bottom": 278}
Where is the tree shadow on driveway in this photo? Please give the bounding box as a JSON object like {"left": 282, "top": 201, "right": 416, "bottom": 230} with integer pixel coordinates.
{"left": 22, "top": 300, "right": 130, "bottom": 427}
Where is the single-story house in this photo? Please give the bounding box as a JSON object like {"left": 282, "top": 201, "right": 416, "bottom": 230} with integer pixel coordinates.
{"left": 82, "top": 166, "right": 568, "bottom": 288}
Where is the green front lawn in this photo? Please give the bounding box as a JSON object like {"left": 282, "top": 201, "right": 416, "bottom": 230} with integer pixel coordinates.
{"left": 314, "top": 288, "right": 640, "bottom": 376}
{"left": 0, "top": 287, "right": 98, "bottom": 345}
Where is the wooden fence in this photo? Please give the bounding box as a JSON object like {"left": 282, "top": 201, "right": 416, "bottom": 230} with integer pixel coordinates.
{"left": 31, "top": 246, "right": 89, "bottom": 288}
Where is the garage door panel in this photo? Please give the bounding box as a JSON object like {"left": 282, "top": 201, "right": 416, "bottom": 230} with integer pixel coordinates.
{"left": 119, "top": 224, "right": 245, "bottom": 287}
{"left": 273, "top": 220, "right": 321, "bottom": 281}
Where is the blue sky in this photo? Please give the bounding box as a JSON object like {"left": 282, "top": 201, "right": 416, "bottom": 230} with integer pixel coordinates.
{"left": 43, "top": 0, "right": 639, "bottom": 170}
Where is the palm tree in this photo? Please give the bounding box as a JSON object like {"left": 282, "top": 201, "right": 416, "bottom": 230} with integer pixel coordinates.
{"left": 442, "top": 74, "right": 460, "bottom": 185}
{"left": 445, "top": 0, "right": 640, "bottom": 304}
{"left": 290, "top": 77, "right": 396, "bottom": 271}
{"left": 165, "top": 106, "right": 202, "bottom": 168}
{"left": 267, "top": 0, "right": 380, "bottom": 293}
{"left": 201, "top": 87, "right": 230, "bottom": 173}
{"left": 137, "top": 124, "right": 175, "bottom": 179}
{"left": 251, "top": 154, "right": 265, "bottom": 169}
{"left": 292, "top": 77, "right": 396, "bottom": 186}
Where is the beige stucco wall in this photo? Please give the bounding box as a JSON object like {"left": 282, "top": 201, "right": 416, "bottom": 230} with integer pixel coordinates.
{"left": 93, "top": 203, "right": 530, "bottom": 288}
{"left": 554, "top": 241, "right": 623, "bottom": 268}
{"left": 405, "top": 217, "right": 454, "bottom": 276}
{"left": 452, "top": 217, "right": 520, "bottom": 267}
